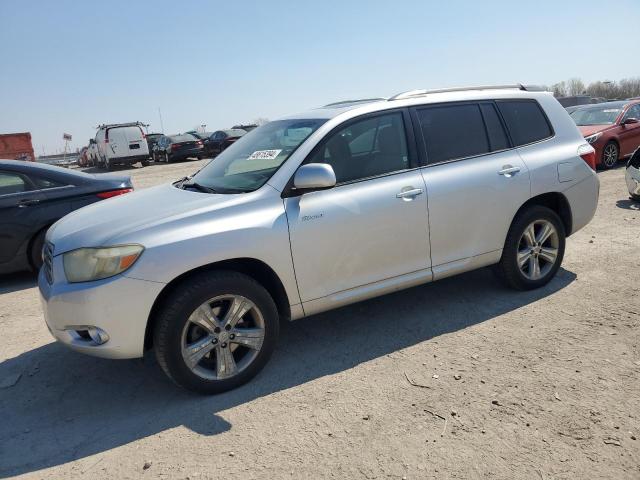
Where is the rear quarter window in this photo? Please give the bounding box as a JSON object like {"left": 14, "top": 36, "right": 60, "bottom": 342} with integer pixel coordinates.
{"left": 496, "top": 100, "right": 553, "bottom": 146}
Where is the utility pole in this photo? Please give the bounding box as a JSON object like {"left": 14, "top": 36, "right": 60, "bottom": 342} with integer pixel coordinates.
{"left": 158, "top": 107, "right": 165, "bottom": 133}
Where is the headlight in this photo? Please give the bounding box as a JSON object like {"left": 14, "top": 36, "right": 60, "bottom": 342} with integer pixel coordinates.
{"left": 63, "top": 245, "right": 144, "bottom": 283}
{"left": 584, "top": 132, "right": 602, "bottom": 144}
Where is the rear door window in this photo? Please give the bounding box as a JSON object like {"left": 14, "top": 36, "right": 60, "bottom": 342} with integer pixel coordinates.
{"left": 480, "top": 103, "right": 510, "bottom": 151}
{"left": 416, "top": 103, "right": 490, "bottom": 164}
{"left": 496, "top": 100, "right": 553, "bottom": 146}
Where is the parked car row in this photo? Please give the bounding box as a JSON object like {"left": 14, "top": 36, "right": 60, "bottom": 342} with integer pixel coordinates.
{"left": 79, "top": 124, "right": 252, "bottom": 170}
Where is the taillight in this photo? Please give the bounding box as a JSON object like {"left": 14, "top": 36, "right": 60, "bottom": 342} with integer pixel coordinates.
{"left": 96, "top": 188, "right": 133, "bottom": 199}
{"left": 171, "top": 143, "right": 181, "bottom": 150}
{"left": 577, "top": 144, "right": 596, "bottom": 170}
{"left": 196, "top": 140, "right": 203, "bottom": 146}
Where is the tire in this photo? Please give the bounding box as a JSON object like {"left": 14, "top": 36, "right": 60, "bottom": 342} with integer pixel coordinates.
{"left": 494, "top": 206, "right": 566, "bottom": 290}
{"left": 601, "top": 141, "right": 619, "bottom": 169}
{"left": 141, "top": 159, "right": 149, "bottom": 167}
{"left": 29, "top": 229, "right": 46, "bottom": 272}
{"left": 153, "top": 271, "right": 279, "bottom": 394}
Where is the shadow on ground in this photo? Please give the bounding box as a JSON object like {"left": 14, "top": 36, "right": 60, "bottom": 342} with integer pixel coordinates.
{"left": 0, "top": 271, "right": 36, "bottom": 295}
{"left": 616, "top": 198, "right": 640, "bottom": 210}
{"left": 0, "top": 267, "right": 576, "bottom": 477}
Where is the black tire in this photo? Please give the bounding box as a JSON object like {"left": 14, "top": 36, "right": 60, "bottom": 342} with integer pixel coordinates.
{"left": 494, "top": 206, "right": 566, "bottom": 290}
{"left": 29, "top": 229, "right": 46, "bottom": 272}
{"left": 141, "top": 159, "right": 150, "bottom": 167}
{"left": 153, "top": 271, "right": 279, "bottom": 394}
{"left": 600, "top": 141, "right": 619, "bottom": 169}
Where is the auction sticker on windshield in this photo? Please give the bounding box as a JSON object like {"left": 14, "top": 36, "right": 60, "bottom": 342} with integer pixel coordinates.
{"left": 248, "top": 149, "right": 282, "bottom": 160}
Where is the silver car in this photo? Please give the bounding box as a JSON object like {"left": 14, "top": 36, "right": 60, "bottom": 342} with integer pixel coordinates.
{"left": 39, "top": 85, "right": 599, "bottom": 393}
{"left": 626, "top": 148, "right": 640, "bottom": 200}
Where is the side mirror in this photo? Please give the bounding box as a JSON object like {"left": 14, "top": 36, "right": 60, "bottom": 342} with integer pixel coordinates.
{"left": 293, "top": 163, "right": 336, "bottom": 191}
{"left": 622, "top": 117, "right": 639, "bottom": 126}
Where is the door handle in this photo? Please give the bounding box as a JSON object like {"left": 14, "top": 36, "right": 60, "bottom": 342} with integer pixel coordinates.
{"left": 498, "top": 165, "right": 521, "bottom": 176}
{"left": 396, "top": 188, "right": 423, "bottom": 199}
{"left": 18, "top": 199, "right": 40, "bottom": 208}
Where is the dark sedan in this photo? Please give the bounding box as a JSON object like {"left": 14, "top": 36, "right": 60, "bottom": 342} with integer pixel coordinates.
{"left": 0, "top": 160, "right": 133, "bottom": 275}
{"left": 153, "top": 134, "right": 204, "bottom": 163}
{"left": 203, "top": 129, "right": 246, "bottom": 157}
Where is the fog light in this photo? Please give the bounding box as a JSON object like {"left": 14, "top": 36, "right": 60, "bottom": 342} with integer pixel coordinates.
{"left": 87, "top": 327, "right": 110, "bottom": 345}
{"left": 67, "top": 326, "right": 110, "bottom": 345}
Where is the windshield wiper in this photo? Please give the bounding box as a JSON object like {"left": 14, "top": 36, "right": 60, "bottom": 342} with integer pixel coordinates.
{"left": 181, "top": 181, "right": 218, "bottom": 193}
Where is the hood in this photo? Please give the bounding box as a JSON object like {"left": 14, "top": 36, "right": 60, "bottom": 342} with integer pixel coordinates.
{"left": 47, "top": 183, "right": 253, "bottom": 255}
{"left": 578, "top": 125, "right": 614, "bottom": 137}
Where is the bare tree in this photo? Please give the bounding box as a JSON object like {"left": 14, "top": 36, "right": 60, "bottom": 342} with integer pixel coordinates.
{"left": 548, "top": 77, "right": 640, "bottom": 100}
{"left": 551, "top": 81, "right": 567, "bottom": 98}
{"left": 566, "top": 78, "right": 586, "bottom": 96}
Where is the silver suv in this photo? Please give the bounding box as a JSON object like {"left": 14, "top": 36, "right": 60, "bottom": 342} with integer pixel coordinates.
{"left": 39, "top": 85, "right": 599, "bottom": 393}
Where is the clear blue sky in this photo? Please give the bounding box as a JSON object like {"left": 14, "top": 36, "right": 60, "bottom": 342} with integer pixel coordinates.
{"left": 1, "top": 0, "right": 639, "bottom": 155}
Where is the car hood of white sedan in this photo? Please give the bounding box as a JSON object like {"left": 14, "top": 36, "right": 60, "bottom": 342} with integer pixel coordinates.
{"left": 47, "top": 183, "right": 258, "bottom": 255}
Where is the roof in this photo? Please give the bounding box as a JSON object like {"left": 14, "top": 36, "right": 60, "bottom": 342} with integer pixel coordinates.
{"left": 281, "top": 84, "right": 551, "bottom": 121}
{"left": 0, "top": 159, "right": 93, "bottom": 180}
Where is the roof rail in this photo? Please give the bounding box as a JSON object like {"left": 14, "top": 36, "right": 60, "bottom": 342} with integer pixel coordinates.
{"left": 388, "top": 84, "right": 547, "bottom": 101}
{"left": 323, "top": 98, "right": 386, "bottom": 108}
{"left": 96, "top": 121, "right": 149, "bottom": 129}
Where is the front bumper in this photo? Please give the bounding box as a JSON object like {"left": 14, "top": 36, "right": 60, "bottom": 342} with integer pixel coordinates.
{"left": 38, "top": 259, "right": 165, "bottom": 359}
{"left": 627, "top": 165, "right": 640, "bottom": 197}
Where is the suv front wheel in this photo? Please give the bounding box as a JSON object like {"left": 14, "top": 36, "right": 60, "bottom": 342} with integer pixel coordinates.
{"left": 495, "top": 206, "right": 566, "bottom": 290}
{"left": 154, "top": 271, "right": 279, "bottom": 394}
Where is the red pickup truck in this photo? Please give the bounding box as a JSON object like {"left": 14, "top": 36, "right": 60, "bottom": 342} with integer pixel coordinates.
{"left": 0, "top": 132, "right": 35, "bottom": 161}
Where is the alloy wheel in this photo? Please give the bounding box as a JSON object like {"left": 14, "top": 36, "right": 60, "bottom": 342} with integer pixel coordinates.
{"left": 180, "top": 295, "right": 266, "bottom": 380}
{"left": 603, "top": 143, "right": 618, "bottom": 168}
{"left": 517, "top": 220, "right": 559, "bottom": 281}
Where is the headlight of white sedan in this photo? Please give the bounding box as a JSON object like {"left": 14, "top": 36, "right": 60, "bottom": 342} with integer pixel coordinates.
{"left": 584, "top": 132, "right": 602, "bottom": 144}
{"left": 63, "top": 245, "right": 144, "bottom": 283}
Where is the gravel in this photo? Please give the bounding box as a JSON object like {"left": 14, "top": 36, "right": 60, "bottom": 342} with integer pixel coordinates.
{"left": 0, "top": 161, "right": 638, "bottom": 479}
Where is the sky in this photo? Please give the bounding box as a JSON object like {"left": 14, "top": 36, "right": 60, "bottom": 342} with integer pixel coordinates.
{"left": 1, "top": 0, "right": 639, "bottom": 155}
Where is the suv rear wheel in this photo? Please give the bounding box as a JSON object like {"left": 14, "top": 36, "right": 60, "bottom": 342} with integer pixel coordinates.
{"left": 154, "top": 271, "right": 279, "bottom": 394}
{"left": 495, "top": 206, "right": 565, "bottom": 290}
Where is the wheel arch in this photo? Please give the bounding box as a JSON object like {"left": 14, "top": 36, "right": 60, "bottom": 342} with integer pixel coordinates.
{"left": 144, "top": 257, "right": 291, "bottom": 350}
{"left": 25, "top": 222, "right": 56, "bottom": 270}
{"left": 513, "top": 192, "right": 573, "bottom": 237}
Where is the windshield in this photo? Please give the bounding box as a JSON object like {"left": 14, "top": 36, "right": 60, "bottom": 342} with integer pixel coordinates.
{"left": 224, "top": 129, "right": 247, "bottom": 137}
{"left": 187, "top": 118, "right": 326, "bottom": 192}
{"left": 571, "top": 106, "right": 622, "bottom": 126}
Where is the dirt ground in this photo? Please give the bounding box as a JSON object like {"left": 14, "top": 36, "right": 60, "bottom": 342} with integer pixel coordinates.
{"left": 1, "top": 160, "right": 639, "bottom": 479}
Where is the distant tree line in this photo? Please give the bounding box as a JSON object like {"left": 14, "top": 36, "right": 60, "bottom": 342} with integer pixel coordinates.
{"left": 542, "top": 77, "right": 640, "bottom": 100}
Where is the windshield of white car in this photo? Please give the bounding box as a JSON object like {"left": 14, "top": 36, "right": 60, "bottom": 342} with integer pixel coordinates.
{"left": 186, "top": 119, "right": 326, "bottom": 193}
{"left": 571, "top": 106, "right": 622, "bottom": 126}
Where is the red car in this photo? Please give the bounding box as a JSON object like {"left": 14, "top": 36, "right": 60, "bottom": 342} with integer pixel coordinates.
{"left": 571, "top": 100, "right": 640, "bottom": 169}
